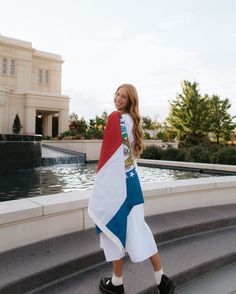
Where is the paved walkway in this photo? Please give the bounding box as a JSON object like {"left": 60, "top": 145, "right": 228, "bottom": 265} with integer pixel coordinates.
{"left": 176, "top": 263, "right": 236, "bottom": 294}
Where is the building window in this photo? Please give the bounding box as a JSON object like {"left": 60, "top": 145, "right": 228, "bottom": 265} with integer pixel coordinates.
{"left": 45, "top": 70, "right": 49, "bottom": 83}
{"left": 2, "top": 58, "right": 7, "bottom": 75}
{"left": 38, "top": 69, "right": 43, "bottom": 83}
{"left": 10, "top": 59, "right": 15, "bottom": 76}
{"left": 38, "top": 69, "right": 49, "bottom": 84}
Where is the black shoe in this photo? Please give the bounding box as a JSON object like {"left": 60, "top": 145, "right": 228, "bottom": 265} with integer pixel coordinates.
{"left": 157, "top": 274, "right": 176, "bottom": 294}
{"left": 99, "top": 277, "right": 124, "bottom": 294}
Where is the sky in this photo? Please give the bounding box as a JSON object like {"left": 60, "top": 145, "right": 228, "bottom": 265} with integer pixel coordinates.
{"left": 0, "top": 0, "right": 235, "bottom": 122}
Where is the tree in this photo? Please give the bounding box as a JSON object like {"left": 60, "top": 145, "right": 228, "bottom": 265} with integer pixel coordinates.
{"left": 69, "top": 113, "right": 79, "bottom": 123}
{"left": 166, "top": 80, "right": 210, "bottom": 144}
{"left": 156, "top": 121, "right": 177, "bottom": 142}
{"left": 142, "top": 116, "right": 153, "bottom": 130}
{"left": 206, "top": 95, "right": 236, "bottom": 144}
{"left": 69, "top": 113, "right": 87, "bottom": 135}
{"left": 12, "top": 113, "right": 22, "bottom": 134}
{"left": 85, "top": 112, "right": 107, "bottom": 139}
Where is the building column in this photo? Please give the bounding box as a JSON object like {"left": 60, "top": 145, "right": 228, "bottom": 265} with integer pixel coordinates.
{"left": 43, "top": 114, "right": 53, "bottom": 137}
{"left": 24, "top": 107, "right": 36, "bottom": 134}
{"left": 0, "top": 88, "right": 9, "bottom": 134}
{"left": 0, "top": 105, "right": 5, "bottom": 133}
{"left": 58, "top": 110, "right": 69, "bottom": 135}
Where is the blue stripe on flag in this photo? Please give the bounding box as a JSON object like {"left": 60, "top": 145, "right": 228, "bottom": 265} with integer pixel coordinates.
{"left": 96, "top": 167, "right": 144, "bottom": 247}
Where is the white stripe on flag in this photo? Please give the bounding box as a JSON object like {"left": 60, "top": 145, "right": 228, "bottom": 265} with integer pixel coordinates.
{"left": 88, "top": 144, "right": 126, "bottom": 225}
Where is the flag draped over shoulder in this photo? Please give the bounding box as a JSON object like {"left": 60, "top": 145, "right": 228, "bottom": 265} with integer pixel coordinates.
{"left": 88, "top": 111, "right": 144, "bottom": 253}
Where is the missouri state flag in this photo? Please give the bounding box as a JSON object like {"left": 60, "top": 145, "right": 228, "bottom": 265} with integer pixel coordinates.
{"left": 88, "top": 111, "right": 144, "bottom": 253}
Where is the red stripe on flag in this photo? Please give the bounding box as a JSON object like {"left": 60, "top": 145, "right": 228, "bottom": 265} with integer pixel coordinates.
{"left": 97, "top": 111, "right": 122, "bottom": 172}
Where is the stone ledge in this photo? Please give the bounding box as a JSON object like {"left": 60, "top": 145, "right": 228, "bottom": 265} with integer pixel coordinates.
{"left": 1, "top": 176, "right": 236, "bottom": 225}
{"left": 138, "top": 159, "right": 236, "bottom": 173}
{"left": 0, "top": 175, "right": 236, "bottom": 252}
{"left": 0, "top": 199, "right": 42, "bottom": 225}
{"left": 29, "top": 190, "right": 90, "bottom": 215}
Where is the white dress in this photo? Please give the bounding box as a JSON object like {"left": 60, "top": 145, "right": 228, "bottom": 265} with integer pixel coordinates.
{"left": 100, "top": 113, "right": 158, "bottom": 262}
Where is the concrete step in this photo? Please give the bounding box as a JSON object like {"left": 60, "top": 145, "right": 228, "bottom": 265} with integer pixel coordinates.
{"left": 175, "top": 263, "right": 236, "bottom": 294}
{"left": 27, "top": 226, "right": 236, "bottom": 294}
{"left": 0, "top": 204, "right": 236, "bottom": 294}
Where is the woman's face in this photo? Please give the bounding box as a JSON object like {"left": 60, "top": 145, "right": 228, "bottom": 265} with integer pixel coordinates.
{"left": 114, "top": 87, "right": 129, "bottom": 113}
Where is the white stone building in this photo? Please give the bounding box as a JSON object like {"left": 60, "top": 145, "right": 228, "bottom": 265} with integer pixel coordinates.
{"left": 0, "top": 34, "right": 69, "bottom": 137}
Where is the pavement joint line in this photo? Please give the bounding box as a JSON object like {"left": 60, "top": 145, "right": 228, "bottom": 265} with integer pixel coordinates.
{"left": 24, "top": 260, "right": 108, "bottom": 294}
{"left": 138, "top": 254, "right": 236, "bottom": 294}
{"left": 175, "top": 262, "right": 236, "bottom": 292}
{"left": 157, "top": 224, "right": 236, "bottom": 247}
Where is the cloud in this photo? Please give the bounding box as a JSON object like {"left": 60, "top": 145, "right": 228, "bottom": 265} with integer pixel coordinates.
{"left": 97, "top": 27, "right": 125, "bottom": 40}
{"left": 64, "top": 29, "right": 236, "bottom": 121}
{"left": 159, "top": 12, "right": 196, "bottom": 30}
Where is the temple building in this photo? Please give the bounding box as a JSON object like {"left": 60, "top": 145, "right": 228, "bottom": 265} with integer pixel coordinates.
{"left": 0, "top": 34, "right": 69, "bottom": 137}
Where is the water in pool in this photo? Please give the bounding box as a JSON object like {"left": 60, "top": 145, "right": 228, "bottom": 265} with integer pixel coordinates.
{"left": 0, "top": 163, "right": 223, "bottom": 202}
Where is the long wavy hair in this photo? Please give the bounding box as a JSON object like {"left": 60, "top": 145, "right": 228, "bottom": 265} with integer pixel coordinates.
{"left": 116, "top": 84, "right": 144, "bottom": 158}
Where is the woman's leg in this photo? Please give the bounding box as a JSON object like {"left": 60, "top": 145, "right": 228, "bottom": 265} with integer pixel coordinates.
{"left": 112, "top": 257, "right": 125, "bottom": 276}
{"left": 100, "top": 257, "right": 125, "bottom": 293}
{"left": 149, "top": 252, "right": 162, "bottom": 271}
{"left": 150, "top": 252, "right": 176, "bottom": 293}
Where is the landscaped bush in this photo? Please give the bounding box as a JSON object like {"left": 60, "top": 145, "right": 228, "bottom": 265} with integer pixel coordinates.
{"left": 42, "top": 135, "right": 52, "bottom": 140}
{"left": 59, "top": 130, "right": 77, "bottom": 140}
{"left": 213, "top": 145, "right": 236, "bottom": 165}
{"left": 141, "top": 144, "right": 236, "bottom": 165}
{"left": 141, "top": 145, "right": 164, "bottom": 159}
{"left": 183, "top": 145, "right": 211, "bottom": 163}
{"left": 83, "top": 127, "right": 104, "bottom": 139}
{"left": 143, "top": 132, "right": 151, "bottom": 139}
{"left": 161, "top": 146, "right": 186, "bottom": 161}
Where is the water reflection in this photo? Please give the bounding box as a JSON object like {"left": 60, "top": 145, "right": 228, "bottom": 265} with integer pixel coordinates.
{"left": 0, "top": 163, "right": 222, "bottom": 202}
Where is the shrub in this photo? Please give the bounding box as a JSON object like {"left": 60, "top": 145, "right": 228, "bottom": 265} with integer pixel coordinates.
{"left": 214, "top": 145, "right": 236, "bottom": 165}
{"left": 141, "top": 145, "right": 164, "bottom": 159}
{"left": 144, "top": 132, "right": 151, "bottom": 139}
{"left": 42, "top": 135, "right": 52, "bottom": 140}
{"left": 141, "top": 143, "right": 236, "bottom": 165}
{"left": 59, "top": 130, "right": 76, "bottom": 139}
{"left": 185, "top": 145, "right": 211, "bottom": 163}
{"left": 162, "top": 147, "right": 185, "bottom": 161}
{"left": 12, "top": 113, "right": 22, "bottom": 134}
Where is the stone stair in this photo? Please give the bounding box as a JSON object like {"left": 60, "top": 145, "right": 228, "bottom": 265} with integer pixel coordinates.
{"left": 1, "top": 204, "right": 236, "bottom": 294}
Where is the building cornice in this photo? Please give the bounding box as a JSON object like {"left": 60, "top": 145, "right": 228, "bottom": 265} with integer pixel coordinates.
{"left": 0, "top": 35, "right": 64, "bottom": 63}
{"left": 33, "top": 50, "right": 64, "bottom": 63}
{"left": 0, "top": 35, "right": 33, "bottom": 52}
{"left": 24, "top": 90, "right": 69, "bottom": 99}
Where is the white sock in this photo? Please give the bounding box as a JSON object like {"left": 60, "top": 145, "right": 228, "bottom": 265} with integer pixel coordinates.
{"left": 111, "top": 273, "right": 123, "bottom": 286}
{"left": 154, "top": 268, "right": 164, "bottom": 285}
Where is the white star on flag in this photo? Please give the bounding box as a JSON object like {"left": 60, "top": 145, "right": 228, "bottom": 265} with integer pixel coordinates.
{"left": 129, "top": 171, "right": 135, "bottom": 178}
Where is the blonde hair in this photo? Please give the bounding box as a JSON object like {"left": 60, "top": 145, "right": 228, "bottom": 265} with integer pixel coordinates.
{"left": 116, "top": 84, "right": 144, "bottom": 158}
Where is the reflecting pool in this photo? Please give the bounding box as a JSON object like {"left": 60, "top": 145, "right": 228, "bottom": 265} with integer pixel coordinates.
{"left": 0, "top": 163, "right": 225, "bottom": 202}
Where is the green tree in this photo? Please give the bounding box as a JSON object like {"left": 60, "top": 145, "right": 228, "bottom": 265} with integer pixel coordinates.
{"left": 142, "top": 116, "right": 153, "bottom": 130}
{"left": 206, "top": 95, "right": 236, "bottom": 144}
{"left": 167, "top": 80, "right": 210, "bottom": 144}
{"left": 69, "top": 113, "right": 87, "bottom": 135}
{"left": 12, "top": 113, "right": 22, "bottom": 134}
{"left": 85, "top": 111, "right": 107, "bottom": 139}
{"left": 69, "top": 113, "right": 79, "bottom": 123}
{"left": 156, "top": 121, "right": 177, "bottom": 142}
{"left": 142, "top": 116, "right": 162, "bottom": 139}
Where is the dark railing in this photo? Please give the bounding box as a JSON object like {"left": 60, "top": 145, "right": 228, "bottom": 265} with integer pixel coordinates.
{"left": 0, "top": 134, "right": 42, "bottom": 141}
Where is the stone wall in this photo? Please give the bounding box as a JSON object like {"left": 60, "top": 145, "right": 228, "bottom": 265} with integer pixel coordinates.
{"left": 1, "top": 175, "right": 236, "bottom": 252}
{"left": 0, "top": 134, "right": 42, "bottom": 172}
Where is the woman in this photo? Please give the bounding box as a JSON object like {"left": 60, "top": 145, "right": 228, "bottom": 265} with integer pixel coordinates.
{"left": 88, "top": 84, "right": 175, "bottom": 294}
